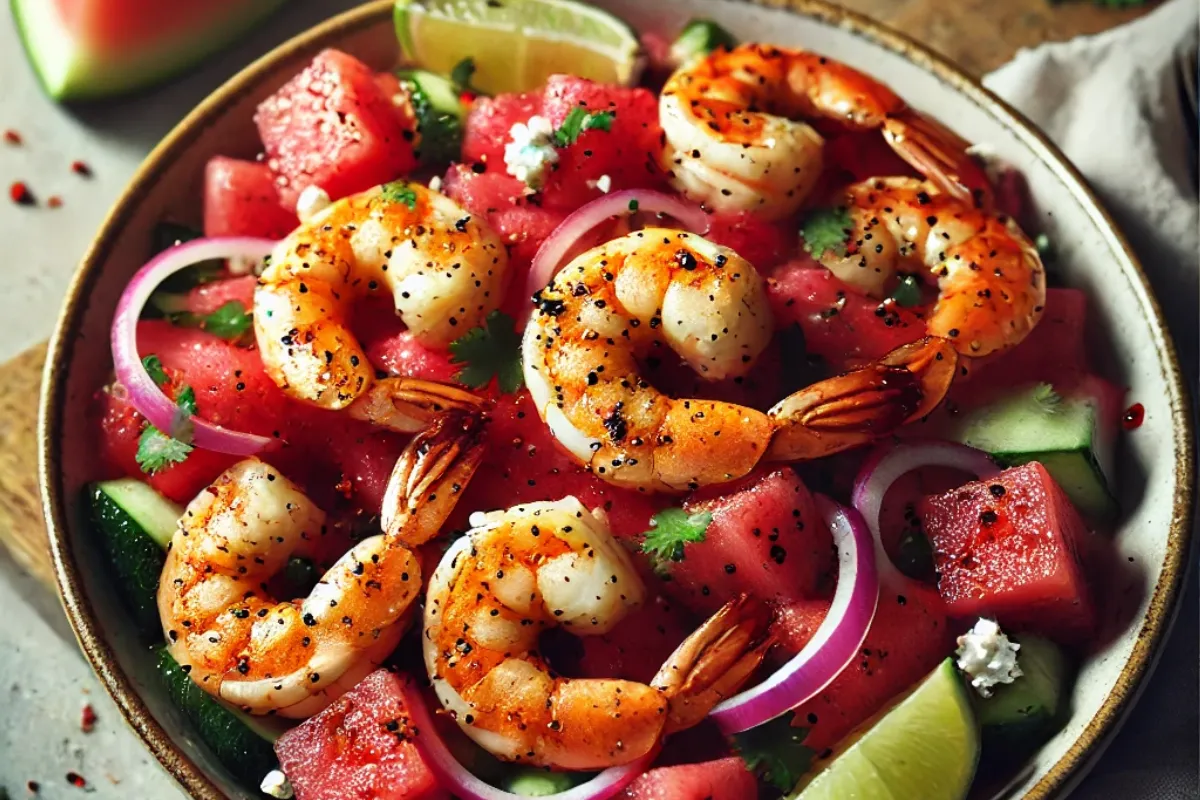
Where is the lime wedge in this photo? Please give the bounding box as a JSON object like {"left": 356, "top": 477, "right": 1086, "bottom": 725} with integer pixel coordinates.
{"left": 394, "top": 0, "right": 642, "bottom": 94}
{"left": 792, "top": 659, "right": 980, "bottom": 800}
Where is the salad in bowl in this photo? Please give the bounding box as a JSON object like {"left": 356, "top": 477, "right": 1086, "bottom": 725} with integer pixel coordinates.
{"left": 52, "top": 1, "right": 1187, "bottom": 799}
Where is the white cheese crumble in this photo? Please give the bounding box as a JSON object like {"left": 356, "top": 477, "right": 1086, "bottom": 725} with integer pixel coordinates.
{"left": 956, "top": 618, "right": 1022, "bottom": 697}
{"left": 587, "top": 174, "right": 613, "bottom": 193}
{"left": 504, "top": 115, "right": 559, "bottom": 189}
{"left": 428, "top": 174, "right": 443, "bottom": 193}
{"left": 260, "top": 769, "right": 294, "bottom": 799}
{"left": 295, "top": 185, "right": 331, "bottom": 223}
{"left": 227, "top": 255, "right": 263, "bottom": 277}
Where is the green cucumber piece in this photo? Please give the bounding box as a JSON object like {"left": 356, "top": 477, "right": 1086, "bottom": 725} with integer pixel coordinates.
{"left": 669, "top": 19, "right": 737, "bottom": 66}
{"left": 976, "top": 635, "right": 1069, "bottom": 754}
{"left": 157, "top": 648, "right": 279, "bottom": 785}
{"left": 504, "top": 768, "right": 585, "bottom": 796}
{"left": 398, "top": 69, "right": 466, "bottom": 166}
{"left": 88, "top": 480, "right": 181, "bottom": 633}
{"left": 944, "top": 384, "right": 1118, "bottom": 520}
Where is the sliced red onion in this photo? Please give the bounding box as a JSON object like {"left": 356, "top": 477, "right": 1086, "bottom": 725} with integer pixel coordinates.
{"left": 709, "top": 496, "right": 879, "bottom": 735}
{"left": 525, "top": 189, "right": 711, "bottom": 297}
{"left": 111, "top": 236, "right": 277, "bottom": 455}
{"left": 851, "top": 440, "right": 1000, "bottom": 583}
{"left": 401, "top": 679, "right": 652, "bottom": 800}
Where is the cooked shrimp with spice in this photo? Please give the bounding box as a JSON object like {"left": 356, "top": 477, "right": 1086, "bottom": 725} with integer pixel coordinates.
{"left": 423, "top": 496, "right": 772, "bottom": 769}
{"left": 254, "top": 182, "right": 509, "bottom": 424}
{"left": 522, "top": 228, "right": 958, "bottom": 492}
{"left": 158, "top": 413, "right": 486, "bottom": 718}
{"left": 659, "top": 43, "right": 990, "bottom": 220}
{"left": 809, "top": 176, "right": 1046, "bottom": 356}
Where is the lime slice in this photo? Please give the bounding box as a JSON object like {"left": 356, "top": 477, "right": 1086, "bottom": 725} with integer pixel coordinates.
{"left": 394, "top": 0, "right": 642, "bottom": 94}
{"left": 792, "top": 659, "right": 980, "bottom": 800}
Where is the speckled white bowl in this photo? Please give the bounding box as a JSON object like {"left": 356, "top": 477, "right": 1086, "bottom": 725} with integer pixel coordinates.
{"left": 40, "top": 1, "right": 1195, "bottom": 798}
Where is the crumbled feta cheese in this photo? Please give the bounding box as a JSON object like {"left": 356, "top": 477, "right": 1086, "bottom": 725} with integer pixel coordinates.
{"left": 587, "top": 174, "right": 613, "bottom": 193}
{"left": 295, "top": 185, "right": 331, "bottom": 223}
{"left": 428, "top": 175, "right": 443, "bottom": 193}
{"left": 956, "top": 618, "right": 1022, "bottom": 697}
{"left": 504, "top": 115, "right": 559, "bottom": 189}
{"left": 227, "top": 255, "right": 263, "bottom": 276}
{"left": 260, "top": 769, "right": 294, "bottom": 799}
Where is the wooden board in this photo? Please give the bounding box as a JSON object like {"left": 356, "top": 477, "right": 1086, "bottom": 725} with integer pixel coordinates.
{"left": 0, "top": 1, "right": 1154, "bottom": 587}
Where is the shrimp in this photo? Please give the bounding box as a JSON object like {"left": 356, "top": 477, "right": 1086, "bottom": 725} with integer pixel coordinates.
{"left": 159, "top": 412, "right": 487, "bottom": 718}
{"left": 423, "top": 497, "right": 772, "bottom": 769}
{"left": 254, "top": 182, "right": 509, "bottom": 421}
{"left": 659, "top": 43, "right": 991, "bottom": 221}
{"left": 522, "top": 228, "right": 958, "bottom": 492}
{"left": 812, "top": 176, "right": 1046, "bottom": 357}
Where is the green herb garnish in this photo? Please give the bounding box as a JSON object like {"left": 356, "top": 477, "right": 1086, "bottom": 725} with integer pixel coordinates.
{"left": 641, "top": 507, "right": 713, "bottom": 574}
{"left": 450, "top": 57, "right": 482, "bottom": 94}
{"left": 732, "top": 712, "right": 815, "bottom": 792}
{"left": 449, "top": 310, "right": 524, "bottom": 393}
{"left": 800, "top": 206, "right": 853, "bottom": 258}
{"left": 381, "top": 181, "right": 419, "bottom": 209}
{"left": 199, "top": 301, "right": 254, "bottom": 342}
{"left": 890, "top": 274, "right": 923, "bottom": 308}
{"left": 142, "top": 354, "right": 169, "bottom": 387}
{"left": 553, "top": 107, "right": 615, "bottom": 147}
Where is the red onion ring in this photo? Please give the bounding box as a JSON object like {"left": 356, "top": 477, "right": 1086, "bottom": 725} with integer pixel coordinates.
{"left": 525, "top": 189, "right": 711, "bottom": 297}
{"left": 709, "top": 496, "right": 879, "bottom": 735}
{"left": 401, "top": 678, "right": 652, "bottom": 800}
{"left": 851, "top": 440, "right": 999, "bottom": 583}
{"left": 110, "top": 236, "right": 277, "bottom": 455}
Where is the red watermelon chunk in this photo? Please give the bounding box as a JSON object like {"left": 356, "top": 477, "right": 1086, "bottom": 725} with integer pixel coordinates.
{"left": 203, "top": 156, "right": 298, "bottom": 239}
{"left": 183, "top": 275, "right": 256, "bottom": 316}
{"left": 461, "top": 90, "right": 542, "bottom": 167}
{"left": 777, "top": 578, "right": 954, "bottom": 753}
{"left": 274, "top": 669, "right": 445, "bottom": 800}
{"left": 574, "top": 594, "right": 694, "bottom": 684}
{"left": 664, "top": 468, "right": 833, "bottom": 617}
{"left": 353, "top": 298, "right": 460, "bottom": 384}
{"left": 918, "top": 461, "right": 1097, "bottom": 643}
{"left": 255, "top": 49, "right": 418, "bottom": 208}
{"left": 706, "top": 211, "right": 796, "bottom": 272}
{"left": 620, "top": 757, "right": 757, "bottom": 800}
{"left": 767, "top": 264, "right": 927, "bottom": 371}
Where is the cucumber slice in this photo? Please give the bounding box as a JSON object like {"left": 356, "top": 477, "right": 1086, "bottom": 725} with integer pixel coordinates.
{"left": 943, "top": 384, "right": 1118, "bottom": 520}
{"left": 157, "top": 648, "right": 280, "bottom": 785}
{"left": 669, "top": 19, "right": 737, "bottom": 66}
{"left": 88, "top": 481, "right": 181, "bottom": 634}
{"left": 398, "top": 69, "right": 466, "bottom": 166}
{"left": 976, "top": 635, "right": 1069, "bottom": 756}
{"left": 504, "top": 769, "right": 584, "bottom": 796}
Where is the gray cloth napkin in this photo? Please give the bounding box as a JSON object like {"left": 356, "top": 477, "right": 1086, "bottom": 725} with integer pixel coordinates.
{"left": 984, "top": 2, "right": 1199, "bottom": 798}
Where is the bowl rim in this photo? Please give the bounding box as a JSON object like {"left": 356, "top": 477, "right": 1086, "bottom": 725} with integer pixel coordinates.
{"left": 37, "top": 1, "right": 1195, "bottom": 798}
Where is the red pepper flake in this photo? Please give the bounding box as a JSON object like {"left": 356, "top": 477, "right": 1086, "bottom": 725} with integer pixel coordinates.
{"left": 4, "top": 129, "right": 21, "bottom": 145}
{"left": 9, "top": 181, "right": 35, "bottom": 206}
{"left": 66, "top": 772, "right": 86, "bottom": 789}
{"left": 334, "top": 476, "right": 353, "bottom": 499}
{"left": 80, "top": 703, "right": 97, "bottom": 732}
{"left": 71, "top": 160, "right": 93, "bottom": 178}
{"left": 48, "top": 195, "right": 63, "bottom": 209}
{"left": 1122, "top": 402, "right": 1145, "bottom": 430}
{"left": 459, "top": 91, "right": 477, "bottom": 106}
{"left": 26, "top": 780, "right": 40, "bottom": 793}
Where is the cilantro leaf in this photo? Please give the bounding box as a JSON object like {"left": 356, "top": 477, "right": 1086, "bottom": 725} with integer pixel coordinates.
{"left": 449, "top": 310, "right": 524, "bottom": 393}
{"left": 380, "top": 181, "right": 419, "bottom": 209}
{"left": 890, "top": 274, "right": 922, "bottom": 308}
{"left": 175, "top": 385, "right": 198, "bottom": 418}
{"left": 641, "top": 507, "right": 713, "bottom": 574}
{"left": 201, "top": 301, "right": 254, "bottom": 343}
{"left": 553, "top": 107, "right": 616, "bottom": 147}
{"left": 142, "top": 354, "right": 169, "bottom": 387}
{"left": 450, "top": 57, "right": 479, "bottom": 93}
{"left": 136, "top": 426, "right": 194, "bottom": 474}
{"left": 732, "top": 713, "right": 815, "bottom": 792}
{"left": 800, "top": 206, "right": 853, "bottom": 258}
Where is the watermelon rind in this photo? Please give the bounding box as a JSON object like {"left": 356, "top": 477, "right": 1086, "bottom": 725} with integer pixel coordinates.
{"left": 10, "top": 0, "right": 288, "bottom": 102}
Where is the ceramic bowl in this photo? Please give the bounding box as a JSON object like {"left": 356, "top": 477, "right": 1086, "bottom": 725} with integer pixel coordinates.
{"left": 39, "top": 1, "right": 1194, "bottom": 798}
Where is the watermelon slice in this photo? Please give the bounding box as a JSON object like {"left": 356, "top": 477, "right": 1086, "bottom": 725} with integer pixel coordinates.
{"left": 12, "top": 0, "right": 285, "bottom": 101}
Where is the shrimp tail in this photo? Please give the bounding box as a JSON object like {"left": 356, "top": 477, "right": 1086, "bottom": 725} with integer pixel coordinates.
{"left": 883, "top": 112, "right": 994, "bottom": 210}
{"left": 382, "top": 409, "right": 490, "bottom": 546}
{"left": 653, "top": 595, "right": 774, "bottom": 733}
{"left": 765, "top": 336, "right": 958, "bottom": 462}
{"left": 348, "top": 376, "right": 489, "bottom": 433}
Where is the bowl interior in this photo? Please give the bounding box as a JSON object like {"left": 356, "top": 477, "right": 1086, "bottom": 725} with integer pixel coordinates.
{"left": 42, "top": 2, "right": 1193, "bottom": 799}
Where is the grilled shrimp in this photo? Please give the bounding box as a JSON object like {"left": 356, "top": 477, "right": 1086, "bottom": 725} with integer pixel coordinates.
{"left": 255, "top": 182, "right": 508, "bottom": 421}
{"left": 423, "top": 497, "right": 772, "bottom": 769}
{"left": 522, "top": 228, "right": 958, "bottom": 492}
{"left": 814, "top": 176, "right": 1046, "bottom": 356}
{"left": 159, "top": 413, "right": 486, "bottom": 718}
{"left": 659, "top": 43, "right": 990, "bottom": 220}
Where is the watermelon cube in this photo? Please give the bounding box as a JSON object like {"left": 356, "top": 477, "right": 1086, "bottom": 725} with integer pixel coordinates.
{"left": 203, "top": 156, "right": 298, "bottom": 239}
{"left": 968, "top": 288, "right": 1089, "bottom": 391}
{"left": 620, "top": 756, "right": 757, "bottom": 800}
{"left": 666, "top": 468, "right": 833, "bottom": 616}
{"left": 919, "top": 462, "right": 1097, "bottom": 643}
{"left": 255, "top": 49, "right": 418, "bottom": 208}
{"left": 274, "top": 669, "right": 445, "bottom": 800}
